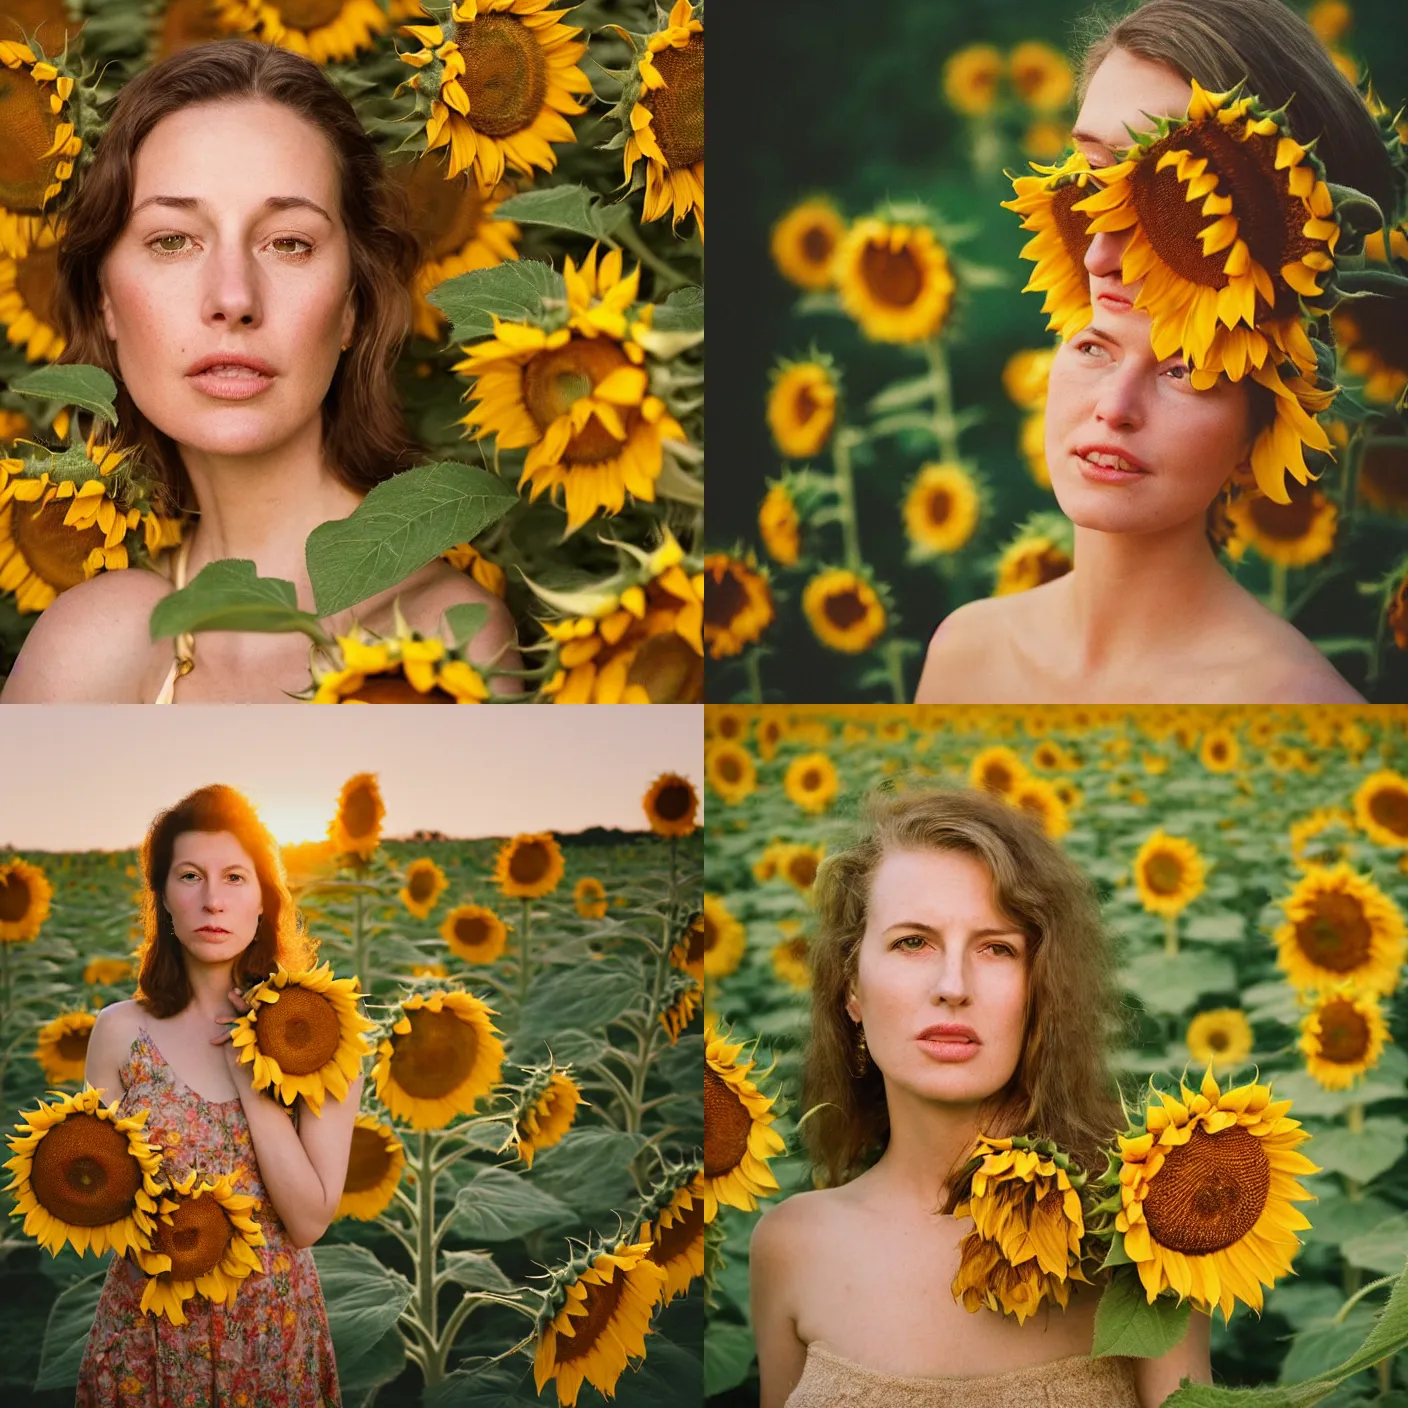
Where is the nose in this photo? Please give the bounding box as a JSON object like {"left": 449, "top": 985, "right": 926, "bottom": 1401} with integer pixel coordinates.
{"left": 930, "top": 947, "right": 972, "bottom": 1007}
{"left": 203, "top": 243, "right": 262, "bottom": 329}
{"left": 1084, "top": 228, "right": 1130, "bottom": 282}
{"left": 1092, "top": 361, "right": 1145, "bottom": 432}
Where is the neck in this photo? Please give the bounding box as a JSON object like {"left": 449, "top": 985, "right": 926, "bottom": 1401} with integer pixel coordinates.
{"left": 183, "top": 956, "right": 240, "bottom": 1025}
{"left": 180, "top": 418, "right": 363, "bottom": 599}
{"left": 868, "top": 1079, "right": 985, "bottom": 1211}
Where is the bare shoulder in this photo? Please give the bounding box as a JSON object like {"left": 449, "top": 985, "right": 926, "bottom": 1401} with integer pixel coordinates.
{"left": 1224, "top": 595, "right": 1365, "bottom": 702}
{"left": 752, "top": 1187, "right": 846, "bottom": 1263}
{"left": 1, "top": 568, "right": 171, "bottom": 703}
{"left": 915, "top": 593, "right": 1024, "bottom": 703}
{"left": 88, "top": 1000, "right": 145, "bottom": 1060}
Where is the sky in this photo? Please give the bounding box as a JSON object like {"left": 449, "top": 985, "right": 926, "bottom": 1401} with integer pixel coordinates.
{"left": 2, "top": 706, "right": 703, "bottom": 851}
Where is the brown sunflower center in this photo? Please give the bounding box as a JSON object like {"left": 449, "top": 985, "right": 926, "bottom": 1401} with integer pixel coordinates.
{"left": 1207, "top": 1029, "right": 1230, "bottom": 1052}
{"left": 0, "top": 870, "right": 33, "bottom": 922}
{"left": 980, "top": 763, "right": 1012, "bottom": 792}
{"left": 650, "top": 1196, "right": 704, "bottom": 1265}
{"left": 823, "top": 587, "right": 868, "bottom": 630}
{"left": 1142, "top": 1123, "right": 1270, "bottom": 1255}
{"left": 1247, "top": 488, "right": 1319, "bottom": 542}
{"left": 1294, "top": 891, "right": 1373, "bottom": 972}
{"left": 1317, "top": 998, "right": 1370, "bottom": 1064}
{"left": 552, "top": 1270, "right": 627, "bottom": 1366}
{"left": 787, "top": 853, "right": 818, "bottom": 888}
{"left": 274, "top": 0, "right": 347, "bottom": 29}
{"left": 643, "top": 33, "right": 704, "bottom": 169}
{"left": 256, "top": 986, "right": 342, "bottom": 1077}
{"left": 14, "top": 241, "right": 59, "bottom": 328}
{"left": 792, "top": 380, "right": 822, "bottom": 424}
{"left": 9, "top": 498, "right": 108, "bottom": 593}
{"left": 925, "top": 488, "right": 953, "bottom": 525}
{"left": 1051, "top": 180, "right": 1097, "bottom": 270}
{"left": 626, "top": 632, "right": 704, "bottom": 702}
{"left": 456, "top": 13, "right": 548, "bottom": 140}
{"left": 521, "top": 338, "right": 637, "bottom": 464}
{"left": 30, "top": 1113, "right": 142, "bottom": 1227}
{"left": 699, "top": 912, "right": 716, "bottom": 955}
{"left": 1209, "top": 741, "right": 1229, "bottom": 761}
{"left": 345, "top": 676, "right": 457, "bottom": 703}
{"left": 453, "top": 912, "right": 494, "bottom": 952}
{"left": 153, "top": 1193, "right": 235, "bottom": 1280}
{"left": 158, "top": 0, "right": 225, "bottom": 58}
{"left": 652, "top": 781, "right": 693, "bottom": 822}
{"left": 1143, "top": 851, "right": 1186, "bottom": 896}
{"left": 341, "top": 784, "right": 380, "bottom": 839}
{"left": 801, "top": 225, "right": 835, "bottom": 265}
{"left": 409, "top": 867, "right": 437, "bottom": 902}
{"left": 800, "top": 768, "right": 822, "bottom": 791}
{"left": 344, "top": 1124, "right": 395, "bottom": 1193}
{"left": 395, "top": 157, "right": 488, "bottom": 263}
{"left": 56, "top": 1027, "right": 91, "bottom": 1062}
{"left": 391, "top": 1006, "right": 481, "bottom": 1098}
{"left": 1367, "top": 785, "right": 1408, "bottom": 839}
{"left": 858, "top": 239, "right": 923, "bottom": 309}
{"left": 508, "top": 840, "right": 551, "bottom": 885}
{"left": 1018, "top": 791, "right": 1049, "bottom": 821}
{"left": 0, "top": 63, "right": 62, "bottom": 214}
{"left": 703, "top": 1067, "right": 750, "bottom": 1178}
{"left": 8, "top": 0, "right": 81, "bottom": 54}
{"left": 704, "top": 565, "right": 749, "bottom": 628}
{"left": 716, "top": 752, "right": 743, "bottom": 785}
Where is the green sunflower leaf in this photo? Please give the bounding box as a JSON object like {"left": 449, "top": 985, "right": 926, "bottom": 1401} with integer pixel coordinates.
{"left": 9, "top": 364, "right": 118, "bottom": 426}
{"left": 450, "top": 1165, "right": 574, "bottom": 1241}
{"left": 1091, "top": 1273, "right": 1191, "bottom": 1359}
{"left": 704, "top": 1320, "right": 757, "bottom": 1397}
{"left": 147, "top": 559, "right": 327, "bottom": 643}
{"left": 34, "top": 1269, "right": 106, "bottom": 1390}
{"left": 429, "top": 259, "right": 568, "bottom": 343}
{"left": 653, "top": 285, "right": 705, "bottom": 333}
{"left": 491, "top": 183, "right": 631, "bottom": 241}
{"left": 1309, "top": 1118, "right": 1407, "bottom": 1184}
{"left": 305, "top": 460, "right": 517, "bottom": 618}
{"left": 312, "top": 1244, "right": 413, "bottom": 1374}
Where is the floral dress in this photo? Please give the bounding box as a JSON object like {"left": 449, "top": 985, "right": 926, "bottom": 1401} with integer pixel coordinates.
{"left": 76, "top": 1028, "right": 341, "bottom": 1407}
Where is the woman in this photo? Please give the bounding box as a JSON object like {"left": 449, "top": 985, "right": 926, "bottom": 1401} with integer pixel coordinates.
{"left": 1, "top": 39, "right": 516, "bottom": 703}
{"left": 750, "top": 788, "right": 1210, "bottom": 1408}
{"left": 916, "top": 0, "right": 1391, "bottom": 704}
{"left": 79, "top": 784, "right": 359, "bottom": 1404}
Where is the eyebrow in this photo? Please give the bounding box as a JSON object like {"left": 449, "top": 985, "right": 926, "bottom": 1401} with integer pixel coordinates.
{"left": 131, "top": 194, "right": 334, "bottom": 222}
{"left": 883, "top": 922, "right": 1024, "bottom": 941}
{"left": 172, "top": 859, "right": 252, "bottom": 872}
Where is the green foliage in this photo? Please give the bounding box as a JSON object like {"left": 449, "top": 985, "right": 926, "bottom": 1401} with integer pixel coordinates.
{"left": 1091, "top": 1272, "right": 1192, "bottom": 1359}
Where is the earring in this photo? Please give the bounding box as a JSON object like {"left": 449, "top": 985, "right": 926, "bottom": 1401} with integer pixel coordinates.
{"left": 340, "top": 341, "right": 351, "bottom": 352}
{"left": 854, "top": 1022, "right": 869, "bottom": 1076}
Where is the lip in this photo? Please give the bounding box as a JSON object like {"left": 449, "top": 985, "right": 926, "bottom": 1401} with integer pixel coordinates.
{"left": 1074, "top": 441, "right": 1150, "bottom": 484}
{"left": 917, "top": 1024, "right": 982, "bottom": 1063}
{"left": 1091, "top": 279, "right": 1134, "bottom": 312}
{"left": 186, "top": 353, "right": 276, "bottom": 402}
{"left": 195, "top": 925, "right": 230, "bottom": 935}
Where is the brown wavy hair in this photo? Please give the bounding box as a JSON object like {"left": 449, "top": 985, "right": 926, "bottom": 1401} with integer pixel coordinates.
{"left": 136, "top": 783, "right": 314, "bottom": 1018}
{"left": 1075, "top": 0, "right": 1396, "bottom": 216}
{"left": 55, "top": 38, "right": 424, "bottom": 513}
{"left": 804, "top": 786, "right": 1132, "bottom": 1210}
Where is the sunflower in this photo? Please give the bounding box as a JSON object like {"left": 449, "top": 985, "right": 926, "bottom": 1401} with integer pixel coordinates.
{"left": 0, "top": 857, "right": 52, "bottom": 941}
{"left": 755, "top": 713, "right": 784, "bottom": 761}
{"left": 903, "top": 462, "right": 981, "bottom": 556}
{"left": 155, "top": 0, "right": 227, "bottom": 58}
{"left": 1111, "top": 1067, "right": 1318, "bottom": 1321}
{"left": 770, "top": 935, "right": 810, "bottom": 990}
{"left": 0, "top": 218, "right": 63, "bottom": 361}
{"left": 1393, "top": 573, "right": 1408, "bottom": 653}
{"left": 1299, "top": 985, "right": 1389, "bottom": 1091}
{"left": 784, "top": 752, "right": 839, "bottom": 814}
{"left": 373, "top": 989, "right": 505, "bottom": 1130}
{"left": 951, "top": 1135, "right": 1089, "bottom": 1325}
{"left": 0, "top": 41, "right": 82, "bottom": 254}
{"left": 767, "top": 359, "right": 836, "bottom": 458}
{"left": 214, "top": 0, "right": 388, "bottom": 62}
{"left": 671, "top": 910, "right": 705, "bottom": 982}
{"left": 399, "top": 858, "right": 449, "bottom": 920}
{"left": 1002, "top": 148, "right": 1099, "bottom": 340}
{"left": 493, "top": 832, "right": 565, "bottom": 899}
{"left": 1360, "top": 441, "right": 1408, "bottom": 517}
{"left": 642, "top": 772, "right": 698, "bottom": 837}
{"left": 639, "top": 1171, "right": 704, "bottom": 1303}
{"left": 399, "top": 0, "right": 590, "bottom": 192}
{"left": 1354, "top": 770, "right": 1408, "bottom": 849}
{"left": 1274, "top": 863, "right": 1404, "bottom": 996}
{"left": 802, "top": 568, "right": 885, "bottom": 653}
{"left": 706, "top": 740, "right": 757, "bottom": 805}
{"left": 1186, "top": 1009, "right": 1254, "bottom": 1069}
{"left": 1199, "top": 728, "right": 1241, "bottom": 773}
{"left": 336, "top": 1114, "right": 405, "bottom": 1221}
{"left": 698, "top": 556, "right": 775, "bottom": 666}
{"left": 392, "top": 153, "right": 520, "bottom": 341}
{"left": 1133, "top": 830, "right": 1207, "bottom": 917}
{"left": 328, "top": 772, "right": 385, "bottom": 859}
{"left": 533, "top": 1239, "right": 666, "bottom": 1408}
{"left": 513, "top": 1068, "right": 582, "bottom": 1168}
{"left": 132, "top": 1170, "right": 266, "bottom": 1325}
{"left": 574, "top": 877, "right": 607, "bottom": 920}
{"left": 780, "top": 844, "right": 824, "bottom": 895}
{"left": 621, "top": 1, "right": 704, "bottom": 239}
{"left": 280, "top": 838, "right": 338, "bottom": 893}
{"left": 1333, "top": 231, "right": 1408, "bottom": 404}
{"left": 1008, "top": 41, "right": 1073, "bottom": 113}
{"left": 1225, "top": 484, "right": 1337, "bottom": 568}
{"left": 442, "top": 539, "right": 508, "bottom": 597}
{"left": 771, "top": 197, "right": 844, "bottom": 289}
{"left": 1011, "top": 775, "right": 1070, "bottom": 839}
{"left": 83, "top": 957, "right": 133, "bottom": 987}
{"left": 1002, "top": 347, "right": 1056, "bottom": 411}
{"left": 993, "top": 518, "right": 1073, "bottom": 595}
{"left": 969, "top": 745, "right": 1027, "bottom": 797}
{"left": 440, "top": 903, "right": 509, "bottom": 963}
{"left": 659, "top": 973, "right": 701, "bottom": 1042}
{"left": 942, "top": 44, "right": 1003, "bottom": 117}
{"left": 309, "top": 626, "right": 491, "bottom": 704}
{"left": 835, "top": 215, "right": 956, "bottom": 343}
{"left": 701, "top": 894, "right": 745, "bottom": 979}
{"left": 1308, "top": 0, "right": 1352, "bottom": 44}
{"left": 1023, "top": 119, "right": 1072, "bottom": 161}
{"left": 758, "top": 480, "right": 801, "bottom": 566}
{"left": 5, "top": 1088, "right": 164, "bottom": 1257}
{"left": 229, "top": 963, "right": 374, "bottom": 1117}
{"left": 540, "top": 532, "right": 703, "bottom": 703}
{"left": 455, "top": 248, "right": 687, "bottom": 534}
{"left": 704, "top": 1024, "right": 785, "bottom": 1222}
{"left": 34, "top": 1011, "right": 95, "bottom": 1085}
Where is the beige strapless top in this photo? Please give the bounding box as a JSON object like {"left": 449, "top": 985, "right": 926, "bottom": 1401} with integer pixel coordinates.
{"left": 784, "top": 1344, "right": 1142, "bottom": 1407}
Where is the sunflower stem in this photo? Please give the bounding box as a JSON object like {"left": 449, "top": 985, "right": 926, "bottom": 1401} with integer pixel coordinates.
{"left": 830, "top": 427, "right": 864, "bottom": 574}
{"left": 923, "top": 337, "right": 963, "bottom": 465}
{"left": 1348, "top": 1102, "right": 1365, "bottom": 1135}
{"left": 879, "top": 639, "right": 908, "bottom": 703}
{"left": 517, "top": 898, "right": 533, "bottom": 1023}
{"left": 417, "top": 1130, "right": 442, "bottom": 1387}
{"left": 1377, "top": 1356, "right": 1393, "bottom": 1393}
{"left": 1334, "top": 1273, "right": 1395, "bottom": 1323}
{"left": 1268, "top": 560, "right": 1288, "bottom": 616}
{"left": 743, "top": 648, "right": 764, "bottom": 704}
{"left": 1164, "top": 914, "right": 1179, "bottom": 957}
{"left": 610, "top": 220, "right": 692, "bottom": 293}
{"left": 352, "top": 889, "right": 367, "bottom": 995}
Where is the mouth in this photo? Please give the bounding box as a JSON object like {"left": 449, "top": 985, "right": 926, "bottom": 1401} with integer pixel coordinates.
{"left": 916, "top": 1024, "right": 981, "bottom": 1061}
{"left": 186, "top": 356, "right": 276, "bottom": 401}
{"left": 195, "top": 926, "right": 230, "bottom": 935}
{"left": 1074, "top": 444, "right": 1150, "bottom": 483}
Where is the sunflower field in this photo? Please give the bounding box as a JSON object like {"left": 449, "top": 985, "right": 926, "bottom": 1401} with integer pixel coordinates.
{"left": 0, "top": 767, "right": 704, "bottom": 1407}
{"left": 703, "top": 703, "right": 1408, "bottom": 1402}
{"left": 0, "top": 0, "right": 703, "bottom": 702}
{"left": 706, "top": 0, "right": 1408, "bottom": 703}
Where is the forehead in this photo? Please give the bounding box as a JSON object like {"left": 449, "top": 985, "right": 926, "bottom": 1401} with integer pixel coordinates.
{"left": 866, "top": 848, "right": 1006, "bottom": 926}
{"left": 132, "top": 98, "right": 341, "bottom": 211}
{"left": 1075, "top": 47, "right": 1194, "bottom": 153}
{"left": 169, "top": 830, "right": 256, "bottom": 870}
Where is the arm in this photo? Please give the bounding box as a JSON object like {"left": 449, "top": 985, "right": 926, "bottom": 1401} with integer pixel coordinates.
{"left": 1133, "top": 1309, "right": 1212, "bottom": 1407}
{"left": 751, "top": 1204, "right": 808, "bottom": 1408}
{"left": 83, "top": 1002, "right": 134, "bottom": 1104}
{"left": 217, "top": 991, "right": 364, "bottom": 1248}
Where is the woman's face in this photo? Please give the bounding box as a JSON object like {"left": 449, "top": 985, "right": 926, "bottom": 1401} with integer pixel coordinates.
{"left": 1044, "top": 308, "right": 1252, "bottom": 533}
{"left": 847, "top": 848, "right": 1028, "bottom": 1107}
{"left": 163, "top": 829, "right": 263, "bottom": 964}
{"left": 100, "top": 99, "right": 356, "bottom": 460}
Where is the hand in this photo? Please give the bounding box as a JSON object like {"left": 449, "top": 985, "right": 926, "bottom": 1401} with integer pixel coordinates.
{"left": 213, "top": 986, "right": 252, "bottom": 1064}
